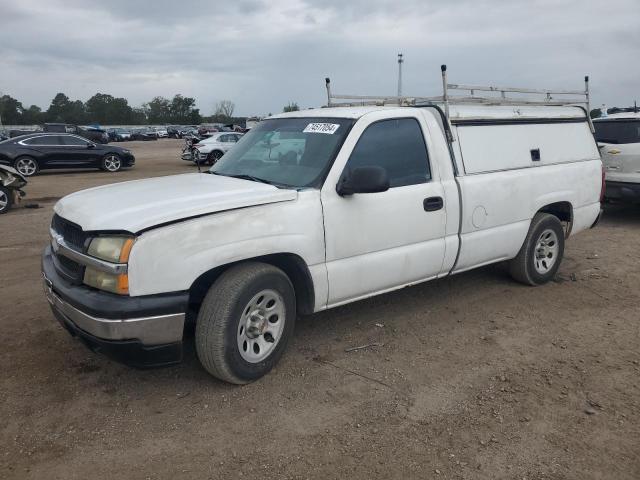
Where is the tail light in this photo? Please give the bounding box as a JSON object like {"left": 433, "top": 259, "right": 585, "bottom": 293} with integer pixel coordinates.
{"left": 600, "top": 164, "right": 606, "bottom": 202}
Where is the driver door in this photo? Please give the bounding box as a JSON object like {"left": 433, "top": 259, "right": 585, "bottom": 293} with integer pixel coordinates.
{"left": 321, "top": 112, "right": 447, "bottom": 307}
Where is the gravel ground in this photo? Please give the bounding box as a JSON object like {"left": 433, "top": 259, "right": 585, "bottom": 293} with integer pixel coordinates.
{"left": 1, "top": 139, "right": 639, "bottom": 480}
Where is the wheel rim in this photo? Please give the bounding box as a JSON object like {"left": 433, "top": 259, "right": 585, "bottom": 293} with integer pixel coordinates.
{"left": 0, "top": 190, "right": 8, "bottom": 211}
{"left": 16, "top": 158, "right": 37, "bottom": 176}
{"left": 534, "top": 228, "right": 559, "bottom": 274}
{"left": 213, "top": 151, "right": 223, "bottom": 160}
{"left": 237, "top": 289, "right": 285, "bottom": 363}
{"left": 104, "top": 155, "right": 121, "bottom": 172}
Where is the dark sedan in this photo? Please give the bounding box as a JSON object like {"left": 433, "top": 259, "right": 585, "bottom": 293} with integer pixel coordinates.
{"left": 0, "top": 133, "right": 135, "bottom": 177}
{"left": 130, "top": 128, "right": 158, "bottom": 141}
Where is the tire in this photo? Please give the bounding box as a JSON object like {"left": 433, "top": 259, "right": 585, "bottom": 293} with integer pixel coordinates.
{"left": 207, "top": 150, "right": 224, "bottom": 166}
{"left": 0, "top": 186, "right": 12, "bottom": 214}
{"left": 509, "top": 213, "right": 565, "bottom": 286}
{"left": 14, "top": 156, "right": 39, "bottom": 177}
{"left": 101, "top": 154, "right": 122, "bottom": 172}
{"left": 195, "top": 262, "right": 296, "bottom": 384}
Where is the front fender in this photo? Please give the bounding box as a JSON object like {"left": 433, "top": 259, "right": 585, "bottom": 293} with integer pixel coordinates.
{"left": 127, "top": 191, "right": 326, "bottom": 299}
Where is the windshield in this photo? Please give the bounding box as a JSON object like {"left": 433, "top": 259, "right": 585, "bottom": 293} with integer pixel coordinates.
{"left": 210, "top": 117, "right": 353, "bottom": 188}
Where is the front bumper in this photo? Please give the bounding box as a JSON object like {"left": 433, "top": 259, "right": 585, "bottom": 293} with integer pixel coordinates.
{"left": 123, "top": 153, "right": 136, "bottom": 167}
{"left": 605, "top": 181, "right": 640, "bottom": 202}
{"left": 42, "top": 246, "right": 188, "bottom": 367}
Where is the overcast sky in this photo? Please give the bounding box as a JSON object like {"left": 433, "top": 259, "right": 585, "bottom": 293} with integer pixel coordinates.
{"left": 1, "top": 0, "right": 638, "bottom": 116}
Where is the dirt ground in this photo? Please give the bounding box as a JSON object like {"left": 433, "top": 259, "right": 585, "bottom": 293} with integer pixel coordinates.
{"left": 1, "top": 139, "right": 639, "bottom": 480}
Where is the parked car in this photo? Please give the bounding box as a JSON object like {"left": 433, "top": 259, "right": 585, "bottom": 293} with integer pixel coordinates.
{"left": 107, "top": 128, "right": 133, "bottom": 142}
{"left": 167, "top": 125, "right": 183, "bottom": 138}
{"left": 593, "top": 111, "right": 640, "bottom": 202}
{"left": 153, "top": 127, "right": 169, "bottom": 138}
{"left": 0, "top": 164, "right": 27, "bottom": 214}
{"left": 130, "top": 128, "right": 158, "bottom": 141}
{"left": 190, "top": 132, "right": 243, "bottom": 165}
{"left": 0, "top": 133, "right": 135, "bottom": 176}
{"left": 42, "top": 100, "right": 602, "bottom": 384}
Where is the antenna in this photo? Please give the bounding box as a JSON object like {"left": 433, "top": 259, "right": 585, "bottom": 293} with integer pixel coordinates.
{"left": 397, "top": 54, "right": 404, "bottom": 97}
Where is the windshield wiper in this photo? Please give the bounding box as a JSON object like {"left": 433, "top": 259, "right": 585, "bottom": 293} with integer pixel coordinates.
{"left": 211, "top": 171, "right": 276, "bottom": 186}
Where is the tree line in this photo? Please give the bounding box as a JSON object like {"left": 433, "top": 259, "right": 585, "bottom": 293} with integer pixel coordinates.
{"left": 0, "top": 92, "right": 202, "bottom": 126}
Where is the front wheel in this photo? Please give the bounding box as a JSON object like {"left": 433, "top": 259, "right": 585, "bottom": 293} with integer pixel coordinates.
{"left": 0, "top": 186, "right": 12, "bottom": 214}
{"left": 195, "top": 262, "right": 296, "bottom": 384}
{"left": 509, "top": 213, "right": 565, "bottom": 285}
{"left": 101, "top": 154, "right": 122, "bottom": 172}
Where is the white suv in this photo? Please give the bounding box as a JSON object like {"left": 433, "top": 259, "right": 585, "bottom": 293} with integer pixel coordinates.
{"left": 593, "top": 111, "right": 640, "bottom": 202}
{"left": 192, "top": 132, "right": 243, "bottom": 165}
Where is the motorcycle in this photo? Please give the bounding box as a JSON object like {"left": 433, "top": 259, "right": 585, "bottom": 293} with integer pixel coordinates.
{"left": 181, "top": 133, "right": 204, "bottom": 161}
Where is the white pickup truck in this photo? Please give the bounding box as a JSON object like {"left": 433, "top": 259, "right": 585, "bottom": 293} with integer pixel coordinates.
{"left": 42, "top": 78, "right": 603, "bottom": 384}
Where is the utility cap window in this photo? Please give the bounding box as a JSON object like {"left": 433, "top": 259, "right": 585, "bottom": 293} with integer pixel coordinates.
{"left": 347, "top": 118, "right": 431, "bottom": 188}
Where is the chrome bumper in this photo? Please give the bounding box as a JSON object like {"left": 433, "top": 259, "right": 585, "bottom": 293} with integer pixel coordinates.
{"left": 43, "top": 276, "right": 185, "bottom": 346}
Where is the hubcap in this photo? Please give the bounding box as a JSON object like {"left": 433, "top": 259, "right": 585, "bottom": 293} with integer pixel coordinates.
{"left": 237, "top": 289, "right": 285, "bottom": 363}
{"left": 104, "top": 155, "right": 121, "bottom": 172}
{"left": 0, "top": 190, "right": 8, "bottom": 211}
{"left": 534, "top": 228, "right": 559, "bottom": 274}
{"left": 16, "top": 158, "right": 37, "bottom": 176}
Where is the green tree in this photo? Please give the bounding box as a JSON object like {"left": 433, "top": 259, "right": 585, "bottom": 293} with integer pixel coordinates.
{"left": 283, "top": 102, "right": 299, "bottom": 112}
{"left": 143, "top": 96, "right": 171, "bottom": 124}
{"left": 22, "top": 105, "right": 43, "bottom": 125}
{"left": 0, "top": 95, "right": 25, "bottom": 124}
{"left": 46, "top": 93, "right": 73, "bottom": 122}
{"left": 86, "top": 93, "right": 136, "bottom": 124}
{"left": 170, "top": 94, "right": 200, "bottom": 124}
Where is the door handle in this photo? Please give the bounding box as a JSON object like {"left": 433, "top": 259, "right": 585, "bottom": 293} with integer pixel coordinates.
{"left": 423, "top": 196, "right": 444, "bottom": 212}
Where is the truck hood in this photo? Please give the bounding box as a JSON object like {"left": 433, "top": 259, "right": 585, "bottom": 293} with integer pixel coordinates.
{"left": 54, "top": 173, "right": 298, "bottom": 232}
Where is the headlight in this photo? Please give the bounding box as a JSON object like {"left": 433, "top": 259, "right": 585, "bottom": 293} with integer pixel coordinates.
{"left": 87, "top": 236, "right": 134, "bottom": 263}
{"left": 84, "top": 236, "right": 134, "bottom": 295}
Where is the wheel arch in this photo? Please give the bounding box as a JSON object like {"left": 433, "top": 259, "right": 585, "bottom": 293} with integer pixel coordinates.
{"left": 536, "top": 201, "right": 573, "bottom": 237}
{"left": 187, "top": 253, "right": 315, "bottom": 323}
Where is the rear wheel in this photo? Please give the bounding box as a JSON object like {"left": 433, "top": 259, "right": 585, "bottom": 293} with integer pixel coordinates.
{"left": 101, "top": 154, "right": 122, "bottom": 172}
{"left": 207, "top": 150, "right": 224, "bottom": 165}
{"left": 0, "top": 186, "right": 12, "bottom": 214}
{"left": 195, "top": 262, "right": 296, "bottom": 384}
{"left": 509, "top": 213, "right": 565, "bottom": 285}
{"left": 14, "top": 156, "right": 38, "bottom": 177}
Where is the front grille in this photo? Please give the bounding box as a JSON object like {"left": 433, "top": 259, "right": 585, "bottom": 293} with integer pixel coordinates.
{"left": 52, "top": 214, "right": 88, "bottom": 251}
{"left": 51, "top": 214, "right": 87, "bottom": 282}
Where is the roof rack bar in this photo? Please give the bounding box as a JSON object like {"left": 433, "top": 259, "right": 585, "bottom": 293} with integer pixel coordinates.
{"left": 448, "top": 84, "right": 586, "bottom": 96}
{"left": 324, "top": 66, "right": 591, "bottom": 118}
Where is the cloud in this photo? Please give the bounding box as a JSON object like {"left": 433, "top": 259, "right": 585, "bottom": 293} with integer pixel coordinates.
{"left": 0, "top": 0, "right": 638, "bottom": 116}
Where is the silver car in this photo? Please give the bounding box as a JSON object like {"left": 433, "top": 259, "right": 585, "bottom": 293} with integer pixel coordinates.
{"left": 192, "top": 132, "right": 243, "bottom": 165}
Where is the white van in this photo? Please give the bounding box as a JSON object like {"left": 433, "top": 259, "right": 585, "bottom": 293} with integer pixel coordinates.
{"left": 42, "top": 68, "right": 603, "bottom": 383}
{"left": 593, "top": 111, "right": 640, "bottom": 202}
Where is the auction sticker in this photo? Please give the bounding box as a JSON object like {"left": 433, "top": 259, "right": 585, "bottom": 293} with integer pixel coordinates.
{"left": 303, "top": 123, "right": 340, "bottom": 134}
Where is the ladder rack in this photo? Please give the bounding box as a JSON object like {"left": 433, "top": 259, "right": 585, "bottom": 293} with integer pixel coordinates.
{"left": 325, "top": 65, "right": 591, "bottom": 122}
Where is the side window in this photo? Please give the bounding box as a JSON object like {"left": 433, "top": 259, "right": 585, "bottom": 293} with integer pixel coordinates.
{"left": 24, "top": 136, "right": 60, "bottom": 145}
{"left": 346, "top": 118, "right": 431, "bottom": 188}
{"left": 61, "top": 135, "right": 89, "bottom": 146}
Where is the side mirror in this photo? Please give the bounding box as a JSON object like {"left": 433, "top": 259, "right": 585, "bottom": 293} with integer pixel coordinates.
{"left": 337, "top": 166, "right": 390, "bottom": 196}
{"left": 87, "top": 143, "right": 96, "bottom": 149}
